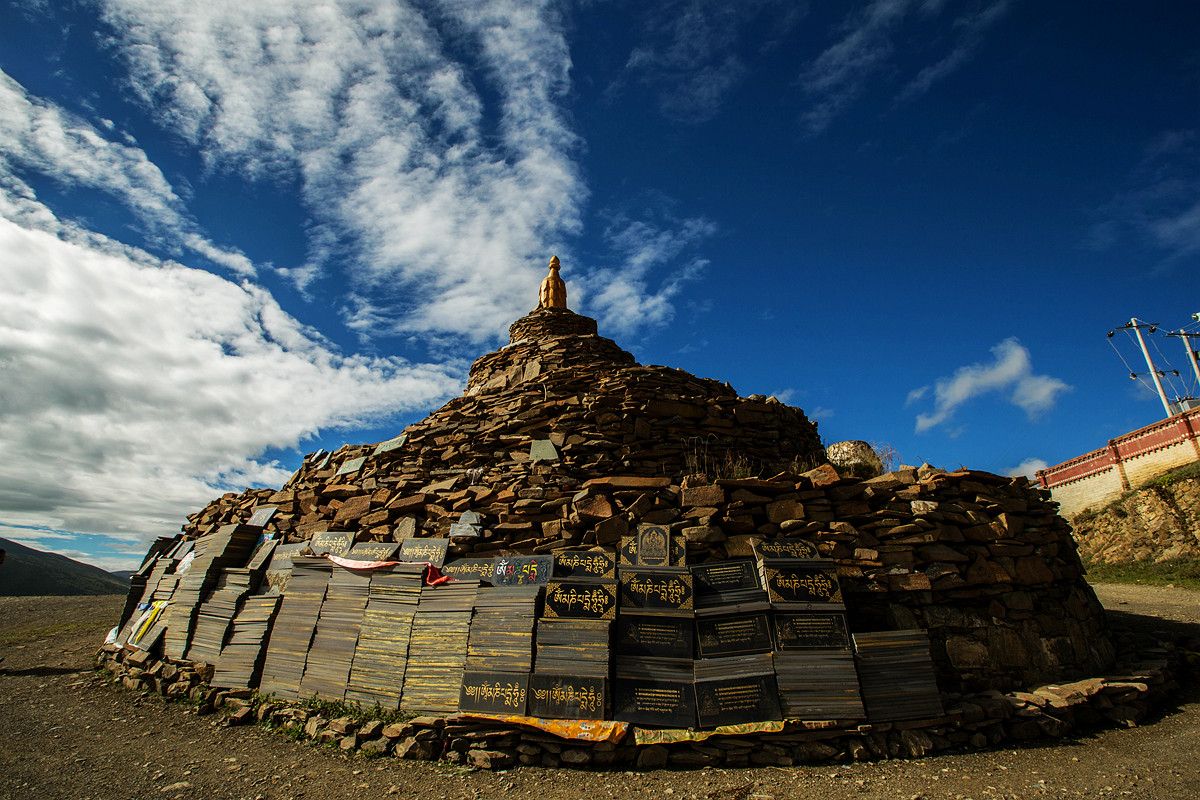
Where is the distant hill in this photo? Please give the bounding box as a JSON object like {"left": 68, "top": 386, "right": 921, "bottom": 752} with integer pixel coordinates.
{"left": 0, "top": 537, "right": 128, "bottom": 596}
{"left": 109, "top": 570, "right": 137, "bottom": 582}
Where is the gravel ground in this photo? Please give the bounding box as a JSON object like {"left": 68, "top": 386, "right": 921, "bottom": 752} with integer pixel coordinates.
{"left": 1, "top": 584, "right": 1198, "bottom": 800}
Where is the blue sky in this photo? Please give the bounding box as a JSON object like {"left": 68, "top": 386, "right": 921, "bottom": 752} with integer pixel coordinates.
{"left": 2, "top": 0, "right": 1198, "bottom": 572}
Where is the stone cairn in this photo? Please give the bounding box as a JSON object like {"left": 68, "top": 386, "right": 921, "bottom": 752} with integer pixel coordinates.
{"left": 101, "top": 261, "right": 1184, "bottom": 769}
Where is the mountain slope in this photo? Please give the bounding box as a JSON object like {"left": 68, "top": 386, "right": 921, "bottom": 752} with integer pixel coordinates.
{"left": 0, "top": 538, "right": 128, "bottom": 596}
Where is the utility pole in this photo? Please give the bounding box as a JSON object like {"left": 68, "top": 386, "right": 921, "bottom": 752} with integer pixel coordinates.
{"left": 1125, "top": 318, "right": 1174, "bottom": 418}
{"left": 1165, "top": 326, "right": 1200, "bottom": 387}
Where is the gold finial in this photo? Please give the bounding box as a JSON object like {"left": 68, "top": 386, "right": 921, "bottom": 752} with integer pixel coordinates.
{"left": 538, "top": 255, "right": 567, "bottom": 309}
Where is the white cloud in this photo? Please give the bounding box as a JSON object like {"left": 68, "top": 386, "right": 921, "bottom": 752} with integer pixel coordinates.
{"left": 912, "top": 338, "right": 1071, "bottom": 433}
{"left": 586, "top": 209, "right": 716, "bottom": 334}
{"left": 800, "top": 0, "right": 1011, "bottom": 134}
{"left": 0, "top": 211, "right": 459, "bottom": 550}
{"left": 96, "top": 0, "right": 605, "bottom": 342}
{"left": 0, "top": 69, "right": 254, "bottom": 275}
{"left": 1007, "top": 457, "right": 1048, "bottom": 479}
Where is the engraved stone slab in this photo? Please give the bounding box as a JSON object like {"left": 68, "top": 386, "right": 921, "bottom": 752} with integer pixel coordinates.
{"left": 619, "top": 570, "right": 693, "bottom": 611}
{"left": 613, "top": 678, "right": 697, "bottom": 728}
{"left": 344, "top": 541, "right": 400, "bottom": 562}
{"left": 694, "top": 674, "right": 782, "bottom": 728}
{"left": 246, "top": 537, "right": 278, "bottom": 571}
{"left": 620, "top": 533, "right": 685, "bottom": 567}
{"left": 754, "top": 538, "right": 822, "bottom": 561}
{"left": 635, "top": 524, "right": 673, "bottom": 567}
{"left": 775, "top": 613, "right": 852, "bottom": 650}
{"left": 491, "top": 555, "right": 553, "bottom": 586}
{"left": 695, "top": 612, "right": 774, "bottom": 658}
{"left": 529, "top": 439, "right": 559, "bottom": 462}
{"left": 691, "top": 561, "right": 760, "bottom": 597}
{"left": 439, "top": 557, "right": 495, "bottom": 583}
{"left": 458, "top": 671, "right": 529, "bottom": 715}
{"left": 335, "top": 456, "right": 366, "bottom": 476}
{"left": 764, "top": 566, "right": 843, "bottom": 606}
{"left": 553, "top": 550, "right": 617, "bottom": 581}
{"left": 373, "top": 434, "right": 407, "bottom": 455}
{"left": 544, "top": 582, "right": 617, "bottom": 619}
{"left": 308, "top": 531, "right": 354, "bottom": 557}
{"left": 527, "top": 674, "right": 608, "bottom": 720}
{"left": 246, "top": 506, "right": 278, "bottom": 528}
{"left": 616, "top": 614, "right": 693, "bottom": 660}
{"left": 398, "top": 537, "right": 449, "bottom": 567}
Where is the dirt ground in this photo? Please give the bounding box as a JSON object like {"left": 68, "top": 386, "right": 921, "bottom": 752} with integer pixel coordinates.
{"left": 2, "top": 583, "right": 1198, "bottom": 800}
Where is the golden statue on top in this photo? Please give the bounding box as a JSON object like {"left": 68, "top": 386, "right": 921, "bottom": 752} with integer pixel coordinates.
{"left": 538, "top": 255, "right": 568, "bottom": 309}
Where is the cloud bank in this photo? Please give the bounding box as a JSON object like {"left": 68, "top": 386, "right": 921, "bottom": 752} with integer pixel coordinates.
{"left": 911, "top": 338, "right": 1071, "bottom": 433}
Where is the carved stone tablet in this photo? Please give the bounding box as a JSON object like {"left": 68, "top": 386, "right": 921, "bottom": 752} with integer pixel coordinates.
{"left": 246, "top": 506, "right": 278, "bottom": 528}
{"left": 694, "top": 674, "right": 782, "bottom": 728}
{"left": 439, "top": 557, "right": 495, "bottom": 583}
{"left": 335, "top": 456, "right": 366, "bottom": 476}
{"left": 458, "top": 671, "right": 529, "bottom": 715}
{"left": 544, "top": 582, "right": 617, "bottom": 619}
{"left": 775, "top": 613, "right": 852, "bottom": 650}
{"left": 616, "top": 614, "right": 693, "bottom": 659}
{"left": 373, "top": 434, "right": 407, "bottom": 455}
{"left": 619, "top": 570, "right": 693, "bottom": 611}
{"left": 691, "top": 561, "right": 761, "bottom": 597}
{"left": 491, "top": 555, "right": 553, "bottom": 586}
{"left": 344, "top": 541, "right": 400, "bottom": 562}
{"left": 613, "top": 678, "right": 697, "bottom": 728}
{"left": 754, "top": 538, "right": 821, "bottom": 561}
{"left": 528, "top": 675, "right": 608, "bottom": 720}
{"left": 619, "top": 533, "right": 685, "bottom": 567}
{"left": 307, "top": 531, "right": 354, "bottom": 557}
{"left": 695, "top": 612, "right": 774, "bottom": 658}
{"left": 246, "top": 537, "right": 278, "bottom": 571}
{"left": 398, "top": 537, "right": 449, "bottom": 567}
{"left": 635, "top": 524, "right": 671, "bottom": 567}
{"left": 764, "top": 566, "right": 843, "bottom": 605}
{"left": 553, "top": 550, "right": 616, "bottom": 580}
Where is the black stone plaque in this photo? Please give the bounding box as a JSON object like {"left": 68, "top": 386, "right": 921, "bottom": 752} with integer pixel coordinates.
{"left": 458, "top": 671, "right": 529, "bottom": 715}
{"left": 695, "top": 612, "right": 774, "bottom": 658}
{"left": 266, "top": 542, "right": 306, "bottom": 570}
{"left": 613, "top": 678, "right": 697, "bottom": 728}
{"left": 553, "top": 550, "right": 617, "bottom": 580}
{"left": 344, "top": 541, "right": 400, "bottom": 562}
{"left": 491, "top": 555, "right": 553, "bottom": 586}
{"left": 439, "top": 557, "right": 495, "bottom": 583}
{"left": 754, "top": 538, "right": 821, "bottom": 561}
{"left": 616, "top": 614, "right": 693, "bottom": 659}
{"left": 544, "top": 582, "right": 617, "bottom": 619}
{"left": 694, "top": 674, "right": 782, "bottom": 728}
{"left": 398, "top": 537, "right": 449, "bottom": 567}
{"left": 620, "top": 530, "right": 685, "bottom": 567}
{"left": 308, "top": 531, "right": 354, "bottom": 557}
{"left": 775, "top": 613, "right": 852, "bottom": 650}
{"left": 691, "top": 561, "right": 760, "bottom": 597}
{"left": 528, "top": 674, "right": 608, "bottom": 720}
{"left": 619, "top": 570, "right": 693, "bottom": 611}
{"left": 246, "top": 506, "right": 278, "bottom": 528}
{"left": 764, "top": 566, "right": 843, "bottom": 605}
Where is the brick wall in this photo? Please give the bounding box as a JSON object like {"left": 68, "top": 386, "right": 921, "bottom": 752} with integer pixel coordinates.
{"left": 1037, "top": 407, "right": 1200, "bottom": 516}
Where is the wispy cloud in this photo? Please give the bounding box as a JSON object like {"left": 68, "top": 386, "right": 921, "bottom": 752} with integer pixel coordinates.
{"left": 0, "top": 69, "right": 254, "bottom": 274}
{"left": 800, "top": 0, "right": 1012, "bottom": 134}
{"left": 586, "top": 202, "right": 717, "bottom": 334}
{"left": 615, "top": 0, "right": 802, "bottom": 123}
{"left": 911, "top": 338, "right": 1071, "bottom": 433}
{"left": 0, "top": 208, "right": 459, "bottom": 548}
{"left": 98, "top": 0, "right": 592, "bottom": 342}
{"left": 1091, "top": 129, "right": 1200, "bottom": 265}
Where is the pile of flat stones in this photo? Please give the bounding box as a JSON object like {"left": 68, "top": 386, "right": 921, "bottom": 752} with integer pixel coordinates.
{"left": 97, "top": 633, "right": 1183, "bottom": 770}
